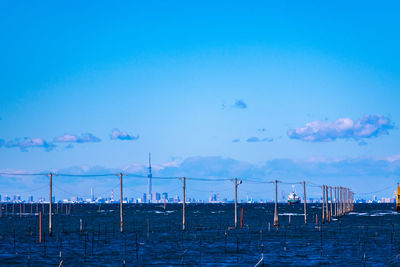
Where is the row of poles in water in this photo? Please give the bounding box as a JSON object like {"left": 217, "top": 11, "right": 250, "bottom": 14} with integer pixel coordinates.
{"left": 1, "top": 173, "right": 355, "bottom": 235}
{"left": 272, "top": 181, "right": 354, "bottom": 227}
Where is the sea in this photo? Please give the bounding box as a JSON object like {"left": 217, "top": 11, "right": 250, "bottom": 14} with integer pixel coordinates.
{"left": 0, "top": 203, "right": 398, "bottom": 266}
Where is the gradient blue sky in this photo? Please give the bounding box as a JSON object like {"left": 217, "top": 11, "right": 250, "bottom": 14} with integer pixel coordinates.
{"left": 1, "top": 1, "right": 399, "bottom": 200}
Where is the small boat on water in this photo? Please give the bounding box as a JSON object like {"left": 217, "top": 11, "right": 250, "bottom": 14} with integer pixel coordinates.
{"left": 288, "top": 185, "right": 300, "bottom": 204}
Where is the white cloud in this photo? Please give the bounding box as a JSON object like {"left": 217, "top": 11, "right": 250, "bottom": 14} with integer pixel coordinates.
{"left": 110, "top": 129, "right": 139, "bottom": 141}
{"left": 5, "top": 137, "right": 55, "bottom": 152}
{"left": 54, "top": 133, "right": 101, "bottom": 143}
{"left": 287, "top": 115, "right": 394, "bottom": 142}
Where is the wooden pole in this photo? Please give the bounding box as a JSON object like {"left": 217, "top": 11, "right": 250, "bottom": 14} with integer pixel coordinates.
{"left": 343, "top": 188, "right": 346, "bottom": 214}
{"left": 352, "top": 191, "right": 354, "bottom": 211}
{"left": 334, "top": 187, "right": 337, "bottom": 217}
{"left": 340, "top": 187, "right": 343, "bottom": 216}
{"left": 303, "top": 181, "right": 307, "bottom": 224}
{"left": 322, "top": 185, "right": 325, "bottom": 224}
{"left": 49, "top": 172, "right": 53, "bottom": 236}
{"left": 274, "top": 180, "right": 279, "bottom": 227}
{"left": 240, "top": 207, "right": 243, "bottom": 229}
{"left": 341, "top": 187, "right": 343, "bottom": 216}
{"left": 20, "top": 203, "right": 22, "bottom": 218}
{"left": 183, "top": 177, "right": 186, "bottom": 231}
{"left": 330, "top": 186, "right": 333, "bottom": 221}
{"left": 338, "top": 186, "right": 340, "bottom": 216}
{"left": 120, "top": 173, "right": 123, "bottom": 233}
{"left": 340, "top": 187, "right": 342, "bottom": 215}
{"left": 39, "top": 211, "right": 42, "bottom": 243}
{"left": 326, "top": 185, "right": 329, "bottom": 222}
{"left": 235, "top": 178, "right": 238, "bottom": 229}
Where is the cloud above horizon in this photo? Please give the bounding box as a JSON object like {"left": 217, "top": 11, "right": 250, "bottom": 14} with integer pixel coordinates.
{"left": 287, "top": 115, "right": 394, "bottom": 142}
{"left": 110, "top": 129, "right": 139, "bottom": 141}
{"left": 5, "top": 137, "right": 56, "bottom": 152}
{"left": 233, "top": 100, "right": 247, "bottom": 109}
{"left": 54, "top": 133, "right": 101, "bottom": 143}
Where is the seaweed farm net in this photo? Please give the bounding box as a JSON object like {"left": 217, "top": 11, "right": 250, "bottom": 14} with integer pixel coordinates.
{"left": 0, "top": 203, "right": 399, "bottom": 266}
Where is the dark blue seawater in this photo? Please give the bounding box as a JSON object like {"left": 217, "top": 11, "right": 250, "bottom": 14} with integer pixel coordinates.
{"left": 0, "top": 203, "right": 399, "bottom": 266}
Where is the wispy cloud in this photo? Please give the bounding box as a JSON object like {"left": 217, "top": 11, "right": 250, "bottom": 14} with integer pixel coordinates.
{"left": 233, "top": 100, "right": 247, "bottom": 109}
{"left": 0, "top": 138, "right": 4, "bottom": 147}
{"left": 110, "top": 129, "right": 139, "bottom": 141}
{"left": 287, "top": 115, "right": 394, "bottom": 142}
{"left": 246, "top": 137, "right": 273, "bottom": 143}
{"left": 232, "top": 138, "right": 240, "bottom": 143}
{"left": 2, "top": 155, "right": 400, "bottom": 199}
{"left": 5, "top": 137, "right": 56, "bottom": 152}
{"left": 54, "top": 133, "right": 101, "bottom": 143}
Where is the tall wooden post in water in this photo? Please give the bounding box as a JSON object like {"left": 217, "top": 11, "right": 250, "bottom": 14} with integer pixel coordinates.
{"left": 335, "top": 187, "right": 338, "bottom": 217}
{"left": 322, "top": 185, "right": 325, "bottom": 224}
{"left": 326, "top": 185, "right": 329, "bottom": 222}
{"left": 274, "top": 180, "right": 279, "bottom": 227}
{"left": 329, "top": 186, "right": 333, "bottom": 221}
{"left": 234, "top": 178, "right": 242, "bottom": 229}
{"left": 340, "top": 187, "right": 343, "bottom": 216}
{"left": 49, "top": 172, "right": 53, "bottom": 236}
{"left": 235, "top": 178, "right": 238, "bottom": 229}
{"left": 119, "top": 173, "right": 124, "bottom": 233}
{"left": 303, "top": 181, "right": 307, "bottom": 224}
{"left": 182, "top": 177, "right": 186, "bottom": 231}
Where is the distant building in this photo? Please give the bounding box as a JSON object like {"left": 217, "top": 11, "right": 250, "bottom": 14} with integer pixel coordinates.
{"left": 209, "top": 193, "right": 221, "bottom": 203}
{"left": 91, "top": 187, "right": 95, "bottom": 202}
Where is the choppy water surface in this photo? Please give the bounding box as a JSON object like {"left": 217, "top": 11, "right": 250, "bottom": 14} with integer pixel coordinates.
{"left": 0, "top": 203, "right": 399, "bottom": 266}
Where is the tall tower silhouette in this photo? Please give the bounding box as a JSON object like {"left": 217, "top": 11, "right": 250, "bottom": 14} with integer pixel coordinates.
{"left": 147, "top": 152, "right": 152, "bottom": 202}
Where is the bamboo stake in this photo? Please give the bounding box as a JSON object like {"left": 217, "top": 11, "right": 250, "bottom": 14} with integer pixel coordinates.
{"left": 39, "top": 211, "right": 42, "bottom": 243}
{"left": 119, "top": 173, "right": 124, "bottom": 233}
{"left": 330, "top": 186, "right": 333, "bottom": 221}
{"left": 274, "top": 180, "right": 279, "bottom": 227}
{"left": 49, "top": 172, "right": 53, "bottom": 236}
{"left": 240, "top": 207, "right": 243, "bottom": 229}
{"left": 333, "top": 186, "right": 337, "bottom": 217}
{"left": 322, "top": 185, "right": 325, "bottom": 224}
{"left": 303, "top": 181, "right": 307, "bottom": 224}
{"left": 182, "top": 177, "right": 186, "bottom": 231}
{"left": 326, "top": 185, "right": 329, "bottom": 223}
{"left": 235, "top": 178, "right": 238, "bottom": 229}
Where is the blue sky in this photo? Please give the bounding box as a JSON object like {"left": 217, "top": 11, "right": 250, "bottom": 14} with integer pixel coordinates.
{"left": 0, "top": 1, "right": 399, "bottom": 200}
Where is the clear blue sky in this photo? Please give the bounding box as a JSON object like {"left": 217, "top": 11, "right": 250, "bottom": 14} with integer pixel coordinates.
{"left": 0, "top": 1, "right": 399, "bottom": 200}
